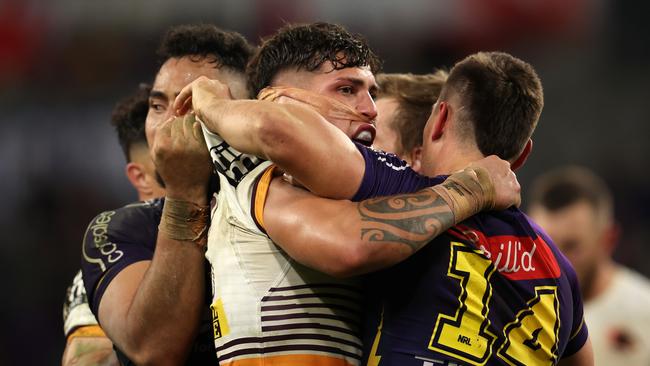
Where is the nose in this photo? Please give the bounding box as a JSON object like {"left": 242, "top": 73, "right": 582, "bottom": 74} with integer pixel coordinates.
{"left": 357, "top": 93, "right": 377, "bottom": 121}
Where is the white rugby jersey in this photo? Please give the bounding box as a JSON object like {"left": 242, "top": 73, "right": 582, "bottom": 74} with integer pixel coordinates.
{"left": 63, "top": 270, "right": 99, "bottom": 336}
{"left": 585, "top": 266, "right": 650, "bottom": 366}
{"left": 205, "top": 162, "right": 364, "bottom": 366}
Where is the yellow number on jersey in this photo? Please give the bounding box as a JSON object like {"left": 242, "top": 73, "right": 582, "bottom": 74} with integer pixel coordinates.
{"left": 429, "top": 243, "right": 497, "bottom": 365}
{"left": 429, "top": 242, "right": 560, "bottom": 366}
{"left": 498, "top": 287, "right": 560, "bottom": 366}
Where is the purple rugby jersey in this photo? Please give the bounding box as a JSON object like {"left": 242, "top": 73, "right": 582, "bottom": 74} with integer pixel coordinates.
{"left": 80, "top": 198, "right": 217, "bottom": 365}
{"left": 351, "top": 144, "right": 588, "bottom": 365}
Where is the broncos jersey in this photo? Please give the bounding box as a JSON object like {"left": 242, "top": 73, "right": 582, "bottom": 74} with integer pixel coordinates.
{"left": 63, "top": 270, "right": 102, "bottom": 340}
{"left": 205, "top": 162, "right": 364, "bottom": 366}
{"left": 351, "top": 145, "right": 588, "bottom": 366}
{"left": 80, "top": 198, "right": 217, "bottom": 365}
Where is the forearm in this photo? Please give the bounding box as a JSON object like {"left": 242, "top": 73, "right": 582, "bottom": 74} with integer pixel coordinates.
{"left": 265, "top": 182, "right": 458, "bottom": 278}
{"left": 62, "top": 337, "right": 118, "bottom": 366}
{"left": 120, "top": 238, "right": 205, "bottom": 364}
{"left": 200, "top": 98, "right": 363, "bottom": 199}
{"left": 268, "top": 171, "right": 494, "bottom": 278}
{"left": 197, "top": 98, "right": 306, "bottom": 160}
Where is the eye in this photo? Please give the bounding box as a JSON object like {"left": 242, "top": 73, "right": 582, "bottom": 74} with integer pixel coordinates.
{"left": 338, "top": 85, "right": 354, "bottom": 95}
{"left": 149, "top": 99, "right": 166, "bottom": 113}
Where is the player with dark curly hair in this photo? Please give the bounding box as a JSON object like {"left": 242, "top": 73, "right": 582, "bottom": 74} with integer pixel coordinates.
{"left": 79, "top": 24, "right": 253, "bottom": 365}
{"left": 170, "top": 21, "right": 382, "bottom": 365}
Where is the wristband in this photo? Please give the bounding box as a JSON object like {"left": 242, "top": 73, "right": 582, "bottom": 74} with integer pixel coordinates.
{"left": 158, "top": 197, "right": 210, "bottom": 248}
{"left": 431, "top": 167, "right": 496, "bottom": 224}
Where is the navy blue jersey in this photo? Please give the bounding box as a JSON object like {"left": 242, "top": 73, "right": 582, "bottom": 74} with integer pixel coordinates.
{"left": 353, "top": 145, "right": 588, "bottom": 365}
{"left": 81, "top": 198, "right": 217, "bottom": 365}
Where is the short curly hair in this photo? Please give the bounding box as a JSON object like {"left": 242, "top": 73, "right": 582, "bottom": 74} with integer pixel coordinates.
{"left": 157, "top": 24, "right": 255, "bottom": 73}
{"left": 111, "top": 84, "right": 150, "bottom": 162}
{"left": 247, "top": 22, "right": 382, "bottom": 95}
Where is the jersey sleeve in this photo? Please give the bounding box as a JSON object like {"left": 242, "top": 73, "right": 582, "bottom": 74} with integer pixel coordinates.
{"left": 559, "top": 251, "right": 589, "bottom": 358}
{"left": 532, "top": 223, "right": 589, "bottom": 358}
{"left": 351, "top": 143, "right": 443, "bottom": 201}
{"left": 81, "top": 199, "right": 161, "bottom": 317}
{"left": 202, "top": 125, "right": 266, "bottom": 187}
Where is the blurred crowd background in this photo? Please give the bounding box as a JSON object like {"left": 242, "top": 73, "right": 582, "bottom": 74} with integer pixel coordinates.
{"left": 1, "top": 0, "right": 648, "bottom": 364}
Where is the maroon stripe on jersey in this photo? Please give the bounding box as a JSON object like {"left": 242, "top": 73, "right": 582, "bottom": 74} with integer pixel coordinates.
{"left": 215, "top": 333, "right": 363, "bottom": 354}
{"left": 262, "top": 322, "right": 359, "bottom": 336}
{"left": 261, "top": 312, "right": 361, "bottom": 328}
{"left": 218, "top": 344, "right": 362, "bottom": 363}
{"left": 261, "top": 302, "right": 361, "bottom": 316}
{"left": 262, "top": 292, "right": 359, "bottom": 303}
{"left": 268, "top": 283, "right": 361, "bottom": 293}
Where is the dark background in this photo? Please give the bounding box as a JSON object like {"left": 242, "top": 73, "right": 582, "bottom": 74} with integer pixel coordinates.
{"left": 1, "top": 0, "right": 648, "bottom": 364}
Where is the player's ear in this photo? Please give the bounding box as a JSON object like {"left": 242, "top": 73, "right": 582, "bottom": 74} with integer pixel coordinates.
{"left": 430, "top": 101, "right": 448, "bottom": 141}
{"left": 511, "top": 139, "right": 533, "bottom": 171}
{"left": 125, "top": 162, "right": 153, "bottom": 197}
{"left": 603, "top": 221, "right": 621, "bottom": 255}
{"left": 409, "top": 146, "right": 422, "bottom": 173}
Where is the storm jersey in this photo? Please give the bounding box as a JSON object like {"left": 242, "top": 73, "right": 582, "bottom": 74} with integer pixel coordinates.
{"left": 352, "top": 146, "right": 588, "bottom": 366}
{"left": 80, "top": 198, "right": 217, "bottom": 365}
{"left": 205, "top": 162, "right": 364, "bottom": 366}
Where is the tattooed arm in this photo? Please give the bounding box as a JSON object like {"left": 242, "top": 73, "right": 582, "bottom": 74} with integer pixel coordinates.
{"left": 265, "top": 177, "right": 471, "bottom": 278}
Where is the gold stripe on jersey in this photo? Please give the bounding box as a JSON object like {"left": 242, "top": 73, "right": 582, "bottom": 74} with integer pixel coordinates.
{"left": 66, "top": 325, "right": 106, "bottom": 343}
{"left": 252, "top": 165, "right": 278, "bottom": 232}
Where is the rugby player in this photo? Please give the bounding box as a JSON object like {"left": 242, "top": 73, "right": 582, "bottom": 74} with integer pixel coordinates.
{"left": 80, "top": 24, "right": 253, "bottom": 365}
{"left": 178, "top": 52, "right": 593, "bottom": 365}
{"left": 529, "top": 166, "right": 650, "bottom": 365}
{"left": 174, "top": 23, "right": 520, "bottom": 365}
{"left": 372, "top": 71, "right": 447, "bottom": 170}
{"left": 62, "top": 85, "right": 154, "bottom": 366}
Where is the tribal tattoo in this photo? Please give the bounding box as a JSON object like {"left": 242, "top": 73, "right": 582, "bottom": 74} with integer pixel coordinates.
{"left": 357, "top": 188, "right": 455, "bottom": 252}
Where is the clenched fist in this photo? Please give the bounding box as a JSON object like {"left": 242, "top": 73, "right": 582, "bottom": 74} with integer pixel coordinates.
{"left": 151, "top": 114, "right": 212, "bottom": 205}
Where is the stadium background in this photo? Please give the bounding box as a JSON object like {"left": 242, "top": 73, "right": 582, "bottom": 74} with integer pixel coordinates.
{"left": 1, "top": 0, "right": 648, "bottom": 364}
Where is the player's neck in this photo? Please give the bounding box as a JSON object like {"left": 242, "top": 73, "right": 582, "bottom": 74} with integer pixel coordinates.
{"left": 585, "top": 259, "right": 617, "bottom": 301}
{"left": 435, "top": 142, "right": 484, "bottom": 176}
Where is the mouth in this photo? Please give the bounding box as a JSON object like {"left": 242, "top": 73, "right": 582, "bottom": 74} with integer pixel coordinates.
{"left": 351, "top": 123, "right": 376, "bottom": 147}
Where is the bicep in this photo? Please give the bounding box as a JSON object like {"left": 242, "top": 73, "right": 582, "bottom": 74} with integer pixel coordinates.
{"left": 97, "top": 261, "right": 150, "bottom": 346}
{"left": 263, "top": 179, "right": 361, "bottom": 276}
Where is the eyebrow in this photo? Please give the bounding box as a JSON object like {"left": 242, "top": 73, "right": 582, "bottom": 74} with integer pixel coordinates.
{"left": 337, "top": 77, "right": 379, "bottom": 93}
{"left": 149, "top": 90, "right": 167, "bottom": 100}
{"left": 148, "top": 90, "right": 182, "bottom": 102}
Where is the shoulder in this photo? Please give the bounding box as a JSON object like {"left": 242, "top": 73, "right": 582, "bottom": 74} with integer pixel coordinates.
{"left": 83, "top": 198, "right": 162, "bottom": 246}
{"left": 615, "top": 266, "right": 650, "bottom": 301}
{"left": 81, "top": 198, "right": 162, "bottom": 314}
{"left": 357, "top": 144, "right": 411, "bottom": 172}
{"left": 353, "top": 144, "right": 439, "bottom": 200}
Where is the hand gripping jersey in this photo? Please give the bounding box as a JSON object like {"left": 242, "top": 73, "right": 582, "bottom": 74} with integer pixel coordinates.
{"left": 352, "top": 146, "right": 589, "bottom": 366}
{"left": 205, "top": 162, "right": 364, "bottom": 366}
{"left": 80, "top": 198, "right": 217, "bottom": 365}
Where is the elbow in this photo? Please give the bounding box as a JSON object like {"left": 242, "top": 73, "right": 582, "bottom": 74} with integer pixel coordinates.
{"left": 128, "top": 346, "right": 186, "bottom": 366}
{"left": 256, "top": 110, "right": 296, "bottom": 162}
{"left": 326, "top": 240, "right": 370, "bottom": 279}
